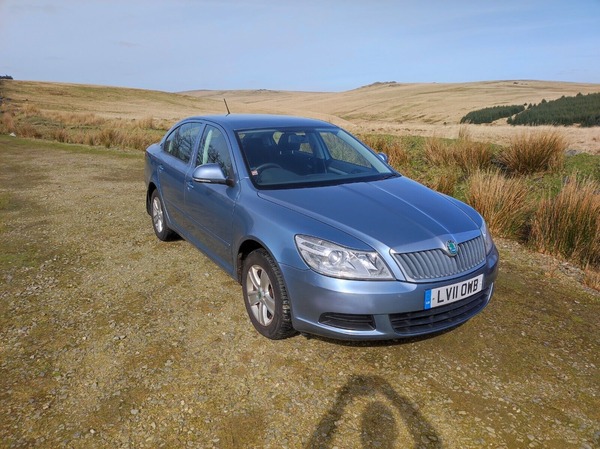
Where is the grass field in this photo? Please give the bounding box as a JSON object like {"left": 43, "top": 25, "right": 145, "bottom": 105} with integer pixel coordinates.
{"left": 1, "top": 79, "right": 599, "bottom": 284}
{"left": 2, "top": 79, "right": 600, "bottom": 153}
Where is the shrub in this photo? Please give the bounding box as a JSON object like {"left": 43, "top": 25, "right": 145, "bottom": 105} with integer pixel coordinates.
{"left": 499, "top": 130, "right": 566, "bottom": 175}
{"left": 465, "top": 170, "right": 531, "bottom": 238}
{"left": 531, "top": 176, "right": 599, "bottom": 268}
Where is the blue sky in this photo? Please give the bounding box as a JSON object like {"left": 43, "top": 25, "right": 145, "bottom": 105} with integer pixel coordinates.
{"left": 0, "top": 0, "right": 598, "bottom": 92}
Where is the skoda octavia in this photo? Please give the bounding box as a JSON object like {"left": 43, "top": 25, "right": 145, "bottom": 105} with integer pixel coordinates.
{"left": 144, "top": 114, "right": 499, "bottom": 340}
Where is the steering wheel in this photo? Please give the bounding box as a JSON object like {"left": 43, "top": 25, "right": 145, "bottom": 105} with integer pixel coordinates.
{"left": 255, "top": 163, "right": 282, "bottom": 172}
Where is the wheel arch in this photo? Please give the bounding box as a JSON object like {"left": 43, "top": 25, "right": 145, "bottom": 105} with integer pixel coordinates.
{"left": 236, "top": 239, "right": 265, "bottom": 284}
{"left": 146, "top": 182, "right": 158, "bottom": 215}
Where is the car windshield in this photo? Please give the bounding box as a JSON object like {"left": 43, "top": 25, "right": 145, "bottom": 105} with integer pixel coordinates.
{"left": 236, "top": 127, "right": 397, "bottom": 188}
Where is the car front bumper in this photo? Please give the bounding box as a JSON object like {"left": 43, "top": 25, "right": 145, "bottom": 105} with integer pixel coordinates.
{"left": 281, "top": 246, "right": 499, "bottom": 340}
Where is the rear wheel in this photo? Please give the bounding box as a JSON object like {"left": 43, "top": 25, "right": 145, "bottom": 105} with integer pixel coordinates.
{"left": 242, "top": 249, "right": 295, "bottom": 339}
{"left": 150, "top": 190, "right": 176, "bottom": 241}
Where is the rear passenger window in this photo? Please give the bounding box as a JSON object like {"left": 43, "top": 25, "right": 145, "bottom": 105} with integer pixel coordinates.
{"left": 163, "top": 122, "right": 202, "bottom": 163}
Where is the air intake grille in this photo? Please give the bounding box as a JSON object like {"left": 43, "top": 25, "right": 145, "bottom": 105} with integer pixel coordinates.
{"left": 390, "top": 285, "right": 492, "bottom": 335}
{"left": 394, "top": 236, "right": 485, "bottom": 282}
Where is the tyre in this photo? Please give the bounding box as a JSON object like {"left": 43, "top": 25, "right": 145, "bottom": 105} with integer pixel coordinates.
{"left": 242, "top": 249, "right": 296, "bottom": 339}
{"left": 150, "top": 190, "right": 176, "bottom": 241}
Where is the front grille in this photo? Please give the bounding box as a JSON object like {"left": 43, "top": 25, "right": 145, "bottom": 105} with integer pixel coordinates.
{"left": 390, "top": 285, "right": 492, "bottom": 336}
{"left": 394, "top": 236, "right": 486, "bottom": 282}
{"left": 319, "top": 313, "right": 375, "bottom": 331}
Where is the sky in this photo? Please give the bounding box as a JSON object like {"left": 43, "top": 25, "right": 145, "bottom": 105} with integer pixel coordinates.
{"left": 0, "top": 0, "right": 599, "bottom": 93}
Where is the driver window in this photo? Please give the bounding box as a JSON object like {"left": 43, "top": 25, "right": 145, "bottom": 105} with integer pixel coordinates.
{"left": 196, "top": 125, "right": 232, "bottom": 177}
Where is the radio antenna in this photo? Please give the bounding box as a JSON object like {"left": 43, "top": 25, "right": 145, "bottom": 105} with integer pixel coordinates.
{"left": 223, "top": 98, "right": 231, "bottom": 115}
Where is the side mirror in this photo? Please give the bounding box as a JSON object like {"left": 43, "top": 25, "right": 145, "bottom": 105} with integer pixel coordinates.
{"left": 192, "top": 164, "right": 234, "bottom": 187}
{"left": 378, "top": 152, "right": 389, "bottom": 164}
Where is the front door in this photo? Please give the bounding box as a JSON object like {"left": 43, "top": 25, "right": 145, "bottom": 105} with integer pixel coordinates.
{"left": 184, "top": 124, "right": 239, "bottom": 270}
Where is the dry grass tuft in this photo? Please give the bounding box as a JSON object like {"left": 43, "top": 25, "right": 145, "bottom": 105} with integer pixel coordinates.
{"left": 465, "top": 170, "right": 531, "bottom": 238}
{"left": 499, "top": 130, "right": 567, "bottom": 174}
{"left": 136, "top": 116, "right": 157, "bottom": 130}
{"left": 52, "top": 128, "right": 69, "bottom": 143}
{"left": 457, "top": 125, "right": 472, "bottom": 141}
{"left": 1, "top": 110, "right": 16, "bottom": 132}
{"left": 22, "top": 103, "right": 41, "bottom": 115}
{"left": 0, "top": 105, "right": 166, "bottom": 150}
{"left": 453, "top": 138, "right": 494, "bottom": 174}
{"left": 421, "top": 166, "right": 462, "bottom": 196}
{"left": 583, "top": 268, "right": 600, "bottom": 291}
{"left": 53, "top": 112, "right": 106, "bottom": 126}
{"left": 425, "top": 135, "right": 493, "bottom": 174}
{"left": 360, "top": 134, "right": 409, "bottom": 168}
{"left": 16, "top": 123, "right": 43, "bottom": 139}
{"left": 424, "top": 136, "right": 453, "bottom": 166}
{"left": 531, "top": 176, "right": 599, "bottom": 268}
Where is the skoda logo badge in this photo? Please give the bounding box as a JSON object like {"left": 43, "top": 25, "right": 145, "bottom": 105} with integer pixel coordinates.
{"left": 446, "top": 240, "right": 458, "bottom": 256}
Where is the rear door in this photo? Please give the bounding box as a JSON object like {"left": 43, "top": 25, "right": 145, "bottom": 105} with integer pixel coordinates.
{"left": 157, "top": 121, "right": 204, "bottom": 227}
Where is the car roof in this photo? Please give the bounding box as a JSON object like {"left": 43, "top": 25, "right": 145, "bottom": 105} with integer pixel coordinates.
{"left": 181, "top": 114, "right": 337, "bottom": 132}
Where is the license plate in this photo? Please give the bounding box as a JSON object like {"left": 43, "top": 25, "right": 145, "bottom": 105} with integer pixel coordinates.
{"left": 424, "top": 274, "right": 484, "bottom": 309}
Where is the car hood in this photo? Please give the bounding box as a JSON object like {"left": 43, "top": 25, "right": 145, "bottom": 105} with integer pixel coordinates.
{"left": 258, "top": 176, "right": 481, "bottom": 252}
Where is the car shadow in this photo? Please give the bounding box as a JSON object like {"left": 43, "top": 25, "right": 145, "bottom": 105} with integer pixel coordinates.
{"left": 305, "top": 374, "right": 443, "bottom": 448}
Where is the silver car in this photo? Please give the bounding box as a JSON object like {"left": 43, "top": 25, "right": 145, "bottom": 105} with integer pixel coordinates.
{"left": 145, "top": 114, "right": 499, "bottom": 340}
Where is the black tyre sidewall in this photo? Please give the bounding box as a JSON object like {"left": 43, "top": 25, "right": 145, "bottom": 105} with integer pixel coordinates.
{"left": 242, "top": 249, "right": 295, "bottom": 340}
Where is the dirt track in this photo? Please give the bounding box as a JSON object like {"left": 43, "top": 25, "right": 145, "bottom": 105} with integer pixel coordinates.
{"left": 1, "top": 137, "right": 598, "bottom": 448}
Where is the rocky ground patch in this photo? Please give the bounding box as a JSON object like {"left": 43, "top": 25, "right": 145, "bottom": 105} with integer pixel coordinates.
{"left": 1, "top": 137, "right": 598, "bottom": 448}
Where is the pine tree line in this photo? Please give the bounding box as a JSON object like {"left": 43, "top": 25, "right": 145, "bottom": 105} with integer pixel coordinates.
{"left": 461, "top": 92, "right": 600, "bottom": 127}
{"left": 508, "top": 93, "right": 600, "bottom": 127}
{"left": 460, "top": 105, "right": 525, "bottom": 124}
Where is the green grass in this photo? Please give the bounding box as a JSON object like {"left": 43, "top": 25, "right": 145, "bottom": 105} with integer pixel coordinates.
{"left": 565, "top": 152, "right": 600, "bottom": 181}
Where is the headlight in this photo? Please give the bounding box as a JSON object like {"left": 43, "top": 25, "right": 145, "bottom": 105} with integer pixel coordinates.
{"left": 295, "top": 235, "right": 393, "bottom": 280}
{"left": 481, "top": 220, "right": 494, "bottom": 254}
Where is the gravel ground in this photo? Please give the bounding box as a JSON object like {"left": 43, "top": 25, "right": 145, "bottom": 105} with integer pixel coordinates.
{"left": 1, "top": 137, "right": 598, "bottom": 449}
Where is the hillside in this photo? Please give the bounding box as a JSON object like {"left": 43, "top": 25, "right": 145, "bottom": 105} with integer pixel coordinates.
{"left": 2, "top": 79, "right": 599, "bottom": 153}
{"left": 183, "top": 80, "right": 600, "bottom": 153}
{"left": 183, "top": 80, "right": 599, "bottom": 124}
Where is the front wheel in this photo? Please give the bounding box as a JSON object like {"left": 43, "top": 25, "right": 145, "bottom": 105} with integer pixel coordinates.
{"left": 242, "top": 249, "right": 296, "bottom": 339}
{"left": 150, "top": 190, "right": 176, "bottom": 241}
